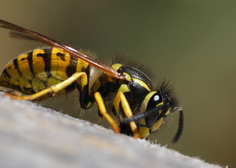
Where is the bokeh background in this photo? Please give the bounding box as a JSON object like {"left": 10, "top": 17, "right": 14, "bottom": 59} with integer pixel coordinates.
{"left": 0, "top": 1, "right": 235, "bottom": 167}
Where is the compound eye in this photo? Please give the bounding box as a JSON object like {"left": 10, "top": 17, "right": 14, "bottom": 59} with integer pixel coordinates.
{"left": 147, "top": 93, "right": 162, "bottom": 110}
{"left": 144, "top": 93, "right": 163, "bottom": 127}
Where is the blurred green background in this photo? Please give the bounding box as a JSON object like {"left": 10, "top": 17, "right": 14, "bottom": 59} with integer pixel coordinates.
{"left": 0, "top": 1, "right": 235, "bottom": 167}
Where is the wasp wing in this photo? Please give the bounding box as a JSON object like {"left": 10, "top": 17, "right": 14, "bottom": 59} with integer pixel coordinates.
{"left": 0, "top": 19, "right": 124, "bottom": 80}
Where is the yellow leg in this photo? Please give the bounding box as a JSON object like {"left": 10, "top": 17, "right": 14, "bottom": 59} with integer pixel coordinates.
{"left": 115, "top": 92, "right": 140, "bottom": 138}
{"left": 6, "top": 72, "right": 87, "bottom": 100}
{"left": 94, "top": 92, "right": 120, "bottom": 133}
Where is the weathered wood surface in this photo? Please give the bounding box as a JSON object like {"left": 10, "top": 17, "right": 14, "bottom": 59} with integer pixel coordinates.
{"left": 0, "top": 94, "right": 221, "bottom": 168}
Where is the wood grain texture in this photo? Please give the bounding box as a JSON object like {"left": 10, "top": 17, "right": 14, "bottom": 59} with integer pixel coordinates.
{"left": 0, "top": 93, "right": 222, "bottom": 168}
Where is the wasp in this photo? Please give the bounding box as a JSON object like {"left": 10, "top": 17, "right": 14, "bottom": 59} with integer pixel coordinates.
{"left": 0, "top": 19, "right": 183, "bottom": 142}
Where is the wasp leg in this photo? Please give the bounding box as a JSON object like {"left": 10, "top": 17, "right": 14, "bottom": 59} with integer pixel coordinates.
{"left": 94, "top": 92, "right": 120, "bottom": 133}
{"left": 5, "top": 72, "right": 87, "bottom": 101}
{"left": 113, "top": 92, "right": 140, "bottom": 138}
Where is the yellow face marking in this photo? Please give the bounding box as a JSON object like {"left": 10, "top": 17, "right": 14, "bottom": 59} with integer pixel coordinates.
{"left": 140, "top": 91, "right": 157, "bottom": 113}
{"left": 157, "top": 101, "right": 164, "bottom": 107}
{"left": 139, "top": 126, "right": 150, "bottom": 139}
{"left": 17, "top": 54, "right": 34, "bottom": 80}
{"left": 150, "top": 118, "right": 164, "bottom": 133}
{"left": 32, "top": 49, "right": 48, "bottom": 81}
{"left": 138, "top": 92, "right": 167, "bottom": 138}
{"left": 149, "top": 106, "right": 169, "bottom": 134}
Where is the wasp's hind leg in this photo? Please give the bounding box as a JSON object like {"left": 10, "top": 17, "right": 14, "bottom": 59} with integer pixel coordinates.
{"left": 5, "top": 72, "right": 87, "bottom": 101}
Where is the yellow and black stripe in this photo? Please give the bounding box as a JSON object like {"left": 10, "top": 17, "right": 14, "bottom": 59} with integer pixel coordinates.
{"left": 0, "top": 47, "right": 89, "bottom": 96}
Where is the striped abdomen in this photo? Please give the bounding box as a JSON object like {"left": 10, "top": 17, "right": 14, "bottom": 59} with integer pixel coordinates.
{"left": 0, "top": 47, "right": 89, "bottom": 96}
